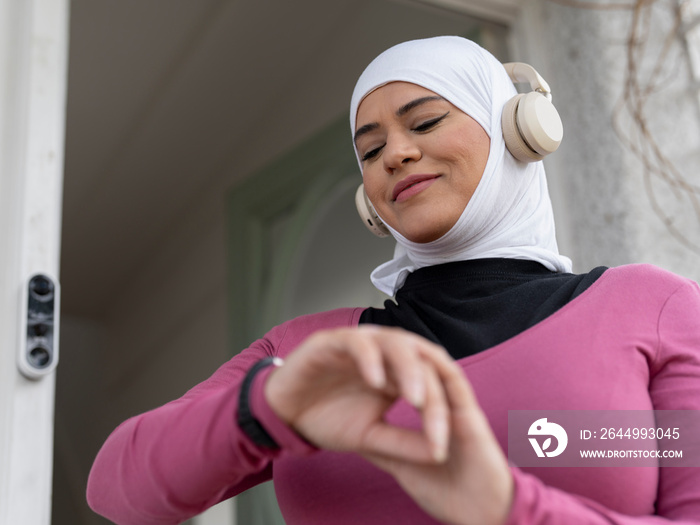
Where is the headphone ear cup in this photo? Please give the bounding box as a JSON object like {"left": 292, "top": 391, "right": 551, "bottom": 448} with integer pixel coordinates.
{"left": 355, "top": 184, "right": 390, "bottom": 238}
{"left": 502, "top": 94, "right": 540, "bottom": 162}
{"left": 502, "top": 92, "right": 563, "bottom": 163}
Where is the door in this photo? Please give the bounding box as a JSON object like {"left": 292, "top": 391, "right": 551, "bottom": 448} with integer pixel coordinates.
{"left": 0, "top": 0, "right": 69, "bottom": 523}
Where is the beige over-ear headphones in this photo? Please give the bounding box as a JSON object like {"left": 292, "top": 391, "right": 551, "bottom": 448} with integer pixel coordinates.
{"left": 355, "top": 184, "right": 390, "bottom": 237}
{"left": 501, "top": 62, "right": 563, "bottom": 162}
{"left": 355, "top": 62, "right": 562, "bottom": 237}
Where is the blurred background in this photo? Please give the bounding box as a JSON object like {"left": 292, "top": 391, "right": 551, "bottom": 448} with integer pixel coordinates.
{"left": 48, "top": 0, "right": 700, "bottom": 523}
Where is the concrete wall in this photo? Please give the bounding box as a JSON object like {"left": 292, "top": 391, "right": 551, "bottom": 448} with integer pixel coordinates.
{"left": 514, "top": 0, "right": 700, "bottom": 281}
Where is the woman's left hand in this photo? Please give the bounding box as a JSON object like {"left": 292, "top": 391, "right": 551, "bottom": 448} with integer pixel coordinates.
{"left": 362, "top": 352, "right": 513, "bottom": 525}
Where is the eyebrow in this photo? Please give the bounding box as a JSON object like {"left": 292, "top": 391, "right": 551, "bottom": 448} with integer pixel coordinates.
{"left": 397, "top": 95, "right": 444, "bottom": 116}
{"left": 354, "top": 95, "right": 445, "bottom": 144}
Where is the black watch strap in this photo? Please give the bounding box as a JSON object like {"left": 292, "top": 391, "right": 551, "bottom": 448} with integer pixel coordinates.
{"left": 237, "top": 357, "right": 283, "bottom": 449}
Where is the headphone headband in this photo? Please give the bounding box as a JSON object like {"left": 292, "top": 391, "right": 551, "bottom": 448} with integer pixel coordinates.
{"left": 503, "top": 62, "right": 552, "bottom": 101}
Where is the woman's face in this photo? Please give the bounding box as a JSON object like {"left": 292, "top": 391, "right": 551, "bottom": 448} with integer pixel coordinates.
{"left": 354, "top": 82, "right": 490, "bottom": 243}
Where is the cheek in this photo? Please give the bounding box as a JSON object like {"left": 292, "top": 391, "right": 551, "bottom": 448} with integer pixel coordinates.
{"left": 446, "top": 135, "right": 489, "bottom": 184}
{"left": 361, "top": 172, "right": 386, "bottom": 212}
{"left": 361, "top": 160, "right": 386, "bottom": 193}
{"left": 442, "top": 130, "right": 487, "bottom": 162}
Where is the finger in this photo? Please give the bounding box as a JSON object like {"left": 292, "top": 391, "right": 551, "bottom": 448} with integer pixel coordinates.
{"left": 360, "top": 451, "right": 406, "bottom": 479}
{"left": 336, "top": 328, "right": 387, "bottom": 389}
{"left": 354, "top": 327, "right": 472, "bottom": 418}
{"left": 436, "top": 357, "right": 477, "bottom": 413}
{"left": 339, "top": 326, "right": 425, "bottom": 405}
{"left": 306, "top": 328, "right": 386, "bottom": 391}
{"left": 359, "top": 421, "right": 436, "bottom": 464}
{"left": 366, "top": 329, "right": 452, "bottom": 460}
{"left": 410, "top": 340, "right": 477, "bottom": 413}
{"left": 418, "top": 347, "right": 495, "bottom": 444}
{"left": 371, "top": 329, "right": 430, "bottom": 408}
{"left": 420, "top": 358, "right": 450, "bottom": 462}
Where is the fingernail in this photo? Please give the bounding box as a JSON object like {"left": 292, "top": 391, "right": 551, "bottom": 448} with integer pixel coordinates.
{"left": 370, "top": 366, "right": 386, "bottom": 389}
{"left": 433, "top": 445, "right": 447, "bottom": 463}
{"left": 410, "top": 381, "right": 425, "bottom": 408}
{"left": 431, "top": 419, "right": 448, "bottom": 462}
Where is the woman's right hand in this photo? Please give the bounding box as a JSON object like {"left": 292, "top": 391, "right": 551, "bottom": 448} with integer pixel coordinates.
{"left": 263, "top": 326, "right": 453, "bottom": 464}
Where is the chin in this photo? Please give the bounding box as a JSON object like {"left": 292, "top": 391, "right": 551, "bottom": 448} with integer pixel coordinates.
{"left": 387, "top": 209, "right": 457, "bottom": 244}
{"left": 391, "top": 207, "right": 458, "bottom": 244}
{"left": 400, "top": 225, "right": 448, "bottom": 244}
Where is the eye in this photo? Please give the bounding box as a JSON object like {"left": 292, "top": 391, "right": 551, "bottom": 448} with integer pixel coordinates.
{"left": 413, "top": 111, "right": 449, "bottom": 132}
{"left": 361, "top": 145, "right": 384, "bottom": 162}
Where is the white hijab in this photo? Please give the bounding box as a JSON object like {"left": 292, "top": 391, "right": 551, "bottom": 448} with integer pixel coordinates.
{"left": 350, "top": 36, "right": 572, "bottom": 297}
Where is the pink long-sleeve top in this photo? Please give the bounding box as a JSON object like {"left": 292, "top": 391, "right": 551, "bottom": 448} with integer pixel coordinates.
{"left": 87, "top": 264, "right": 700, "bottom": 524}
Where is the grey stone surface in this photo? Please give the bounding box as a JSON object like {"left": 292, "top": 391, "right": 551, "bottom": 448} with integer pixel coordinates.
{"left": 518, "top": 0, "right": 700, "bottom": 281}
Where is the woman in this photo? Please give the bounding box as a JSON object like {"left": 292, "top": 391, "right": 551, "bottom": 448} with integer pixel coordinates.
{"left": 87, "top": 36, "right": 700, "bottom": 524}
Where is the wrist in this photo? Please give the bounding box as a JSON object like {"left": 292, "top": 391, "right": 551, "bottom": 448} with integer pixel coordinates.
{"left": 237, "top": 357, "right": 284, "bottom": 449}
{"left": 476, "top": 466, "right": 514, "bottom": 525}
{"left": 251, "top": 359, "right": 318, "bottom": 456}
{"left": 263, "top": 359, "right": 298, "bottom": 426}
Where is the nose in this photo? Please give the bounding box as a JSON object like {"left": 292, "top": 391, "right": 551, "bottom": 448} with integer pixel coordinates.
{"left": 383, "top": 131, "right": 421, "bottom": 173}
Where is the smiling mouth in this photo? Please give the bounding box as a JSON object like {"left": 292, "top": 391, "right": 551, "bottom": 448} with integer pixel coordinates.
{"left": 392, "top": 175, "right": 441, "bottom": 202}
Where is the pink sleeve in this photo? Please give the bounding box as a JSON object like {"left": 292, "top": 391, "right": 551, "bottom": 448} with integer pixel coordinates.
{"left": 505, "top": 468, "right": 700, "bottom": 525}
{"left": 504, "top": 279, "right": 700, "bottom": 525}
{"left": 86, "top": 323, "right": 315, "bottom": 524}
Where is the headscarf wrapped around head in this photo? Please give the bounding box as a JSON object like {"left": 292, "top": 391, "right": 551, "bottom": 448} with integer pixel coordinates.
{"left": 350, "top": 36, "right": 572, "bottom": 296}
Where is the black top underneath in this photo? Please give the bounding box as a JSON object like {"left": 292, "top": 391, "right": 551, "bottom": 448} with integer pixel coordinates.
{"left": 359, "top": 258, "right": 607, "bottom": 360}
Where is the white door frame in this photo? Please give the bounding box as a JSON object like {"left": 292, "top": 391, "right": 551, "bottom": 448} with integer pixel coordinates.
{"left": 0, "top": 0, "right": 69, "bottom": 523}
